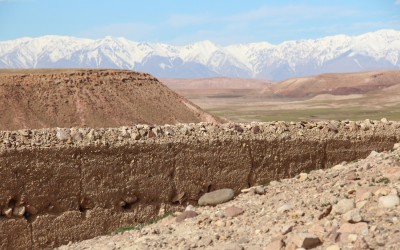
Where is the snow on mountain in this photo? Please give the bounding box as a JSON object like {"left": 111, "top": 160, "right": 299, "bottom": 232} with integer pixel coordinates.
{"left": 1, "top": 29, "right": 399, "bottom": 80}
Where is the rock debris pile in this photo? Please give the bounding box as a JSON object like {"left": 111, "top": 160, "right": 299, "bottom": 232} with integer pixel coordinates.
{"left": 59, "top": 143, "right": 400, "bottom": 250}
{"left": 1, "top": 119, "right": 399, "bottom": 150}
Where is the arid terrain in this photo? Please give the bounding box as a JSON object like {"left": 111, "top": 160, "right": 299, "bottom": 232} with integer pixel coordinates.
{"left": 0, "top": 69, "right": 219, "bottom": 131}
{"left": 163, "top": 71, "right": 400, "bottom": 122}
{"left": 2, "top": 1, "right": 400, "bottom": 249}
{"left": 261, "top": 71, "right": 400, "bottom": 98}
{"left": 59, "top": 142, "right": 400, "bottom": 250}
{"left": 1, "top": 69, "right": 400, "bottom": 250}
{"left": 161, "top": 77, "right": 271, "bottom": 98}
{"left": 0, "top": 70, "right": 398, "bottom": 130}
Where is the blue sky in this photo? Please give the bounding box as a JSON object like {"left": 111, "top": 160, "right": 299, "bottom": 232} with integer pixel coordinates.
{"left": 0, "top": 0, "right": 399, "bottom": 45}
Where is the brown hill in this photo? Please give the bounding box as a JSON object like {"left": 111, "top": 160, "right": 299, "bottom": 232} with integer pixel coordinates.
{"left": 0, "top": 69, "right": 220, "bottom": 130}
{"left": 262, "top": 70, "right": 400, "bottom": 98}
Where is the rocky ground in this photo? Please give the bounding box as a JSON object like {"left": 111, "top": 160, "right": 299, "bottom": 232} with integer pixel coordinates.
{"left": 59, "top": 143, "right": 400, "bottom": 250}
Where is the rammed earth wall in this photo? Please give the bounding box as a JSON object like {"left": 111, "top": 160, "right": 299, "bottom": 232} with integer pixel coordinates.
{"left": 0, "top": 120, "right": 399, "bottom": 249}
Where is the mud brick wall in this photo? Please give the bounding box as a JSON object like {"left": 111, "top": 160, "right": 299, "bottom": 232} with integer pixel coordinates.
{"left": 0, "top": 120, "right": 399, "bottom": 249}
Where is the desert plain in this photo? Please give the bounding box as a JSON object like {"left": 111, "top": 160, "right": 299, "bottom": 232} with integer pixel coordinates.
{"left": 163, "top": 71, "right": 400, "bottom": 122}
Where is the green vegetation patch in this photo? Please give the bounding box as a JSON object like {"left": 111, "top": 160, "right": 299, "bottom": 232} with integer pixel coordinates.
{"left": 112, "top": 212, "right": 174, "bottom": 234}
{"left": 207, "top": 105, "right": 400, "bottom": 122}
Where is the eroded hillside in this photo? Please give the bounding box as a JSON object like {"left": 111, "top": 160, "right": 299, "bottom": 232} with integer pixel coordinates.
{"left": 0, "top": 69, "right": 219, "bottom": 130}
{"left": 262, "top": 71, "right": 400, "bottom": 98}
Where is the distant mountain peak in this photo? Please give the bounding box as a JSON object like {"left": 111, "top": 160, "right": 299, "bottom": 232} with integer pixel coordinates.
{"left": 1, "top": 29, "right": 399, "bottom": 80}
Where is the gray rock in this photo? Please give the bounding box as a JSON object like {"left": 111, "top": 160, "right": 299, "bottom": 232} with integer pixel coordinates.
{"left": 131, "top": 132, "right": 141, "bottom": 140}
{"left": 379, "top": 195, "right": 400, "bottom": 208}
{"left": 342, "top": 208, "right": 362, "bottom": 223}
{"left": 255, "top": 186, "right": 265, "bottom": 195}
{"left": 56, "top": 128, "right": 71, "bottom": 141}
{"left": 198, "top": 188, "right": 235, "bottom": 206}
{"left": 333, "top": 199, "right": 355, "bottom": 214}
{"left": 368, "top": 151, "right": 379, "bottom": 158}
{"left": 164, "top": 127, "right": 175, "bottom": 136}
{"left": 12, "top": 206, "right": 25, "bottom": 217}
{"left": 185, "top": 204, "right": 195, "bottom": 212}
{"left": 71, "top": 130, "right": 83, "bottom": 141}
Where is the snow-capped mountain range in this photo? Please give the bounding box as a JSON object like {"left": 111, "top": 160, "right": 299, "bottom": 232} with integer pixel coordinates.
{"left": 1, "top": 29, "right": 399, "bottom": 81}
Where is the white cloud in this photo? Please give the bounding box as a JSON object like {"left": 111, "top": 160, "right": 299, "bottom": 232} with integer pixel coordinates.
{"left": 396, "top": 0, "right": 400, "bottom": 5}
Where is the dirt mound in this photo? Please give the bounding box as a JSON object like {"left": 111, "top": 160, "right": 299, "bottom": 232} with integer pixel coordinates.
{"left": 0, "top": 69, "right": 220, "bottom": 130}
{"left": 262, "top": 71, "right": 400, "bottom": 98}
